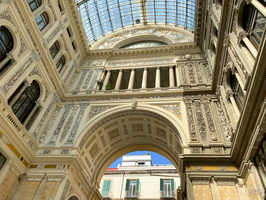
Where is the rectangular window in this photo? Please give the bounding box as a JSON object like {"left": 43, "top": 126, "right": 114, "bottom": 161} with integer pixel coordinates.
{"left": 160, "top": 179, "right": 174, "bottom": 197}
{"left": 102, "top": 180, "right": 111, "bottom": 197}
{"left": 0, "top": 153, "right": 7, "bottom": 170}
{"left": 125, "top": 179, "right": 139, "bottom": 197}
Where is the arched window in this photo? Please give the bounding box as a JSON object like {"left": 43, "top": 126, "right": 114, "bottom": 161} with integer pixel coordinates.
{"left": 56, "top": 55, "right": 65, "bottom": 72}
{"left": 9, "top": 81, "right": 40, "bottom": 124}
{"left": 27, "top": 0, "right": 41, "bottom": 11}
{"left": 243, "top": 1, "right": 266, "bottom": 49}
{"left": 230, "top": 73, "right": 245, "bottom": 110}
{"left": 49, "top": 41, "right": 60, "bottom": 58}
{"left": 68, "top": 196, "right": 79, "bottom": 200}
{"left": 36, "top": 12, "right": 49, "bottom": 30}
{"left": 0, "top": 26, "right": 13, "bottom": 72}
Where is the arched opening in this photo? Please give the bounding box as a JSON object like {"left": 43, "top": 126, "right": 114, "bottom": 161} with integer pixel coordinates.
{"left": 99, "top": 150, "right": 180, "bottom": 199}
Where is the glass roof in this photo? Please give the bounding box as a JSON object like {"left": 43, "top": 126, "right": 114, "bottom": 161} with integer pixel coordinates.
{"left": 76, "top": 0, "right": 196, "bottom": 44}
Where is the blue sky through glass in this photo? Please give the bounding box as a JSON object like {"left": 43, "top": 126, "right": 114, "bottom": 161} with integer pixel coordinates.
{"left": 109, "top": 151, "right": 172, "bottom": 168}
{"left": 76, "top": 0, "right": 196, "bottom": 44}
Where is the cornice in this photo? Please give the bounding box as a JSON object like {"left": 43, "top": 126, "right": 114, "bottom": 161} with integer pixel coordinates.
{"left": 87, "top": 43, "right": 201, "bottom": 59}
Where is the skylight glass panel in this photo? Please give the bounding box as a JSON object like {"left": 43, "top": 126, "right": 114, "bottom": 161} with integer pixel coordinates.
{"left": 76, "top": 0, "right": 196, "bottom": 44}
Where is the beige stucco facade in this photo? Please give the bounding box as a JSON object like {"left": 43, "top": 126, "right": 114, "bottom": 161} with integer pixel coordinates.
{"left": 0, "top": 0, "right": 265, "bottom": 199}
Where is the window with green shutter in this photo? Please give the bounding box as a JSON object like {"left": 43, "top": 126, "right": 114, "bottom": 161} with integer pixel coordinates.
{"left": 160, "top": 179, "right": 174, "bottom": 198}
{"left": 102, "top": 180, "right": 111, "bottom": 197}
{"left": 125, "top": 179, "right": 139, "bottom": 197}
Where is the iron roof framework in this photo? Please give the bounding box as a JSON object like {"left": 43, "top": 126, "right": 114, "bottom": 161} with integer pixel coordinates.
{"left": 76, "top": 0, "right": 196, "bottom": 44}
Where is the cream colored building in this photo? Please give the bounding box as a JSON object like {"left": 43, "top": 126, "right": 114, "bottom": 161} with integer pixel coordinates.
{"left": 100, "top": 155, "right": 181, "bottom": 200}
{"left": 0, "top": 0, "right": 265, "bottom": 199}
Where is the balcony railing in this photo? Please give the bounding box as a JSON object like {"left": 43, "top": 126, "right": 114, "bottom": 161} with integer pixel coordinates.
{"left": 160, "top": 191, "right": 175, "bottom": 199}
{"left": 124, "top": 191, "right": 139, "bottom": 199}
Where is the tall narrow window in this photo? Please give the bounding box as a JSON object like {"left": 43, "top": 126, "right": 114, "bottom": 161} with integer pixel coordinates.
{"left": 0, "top": 26, "right": 13, "bottom": 72}
{"left": 160, "top": 179, "right": 174, "bottom": 197}
{"left": 49, "top": 41, "right": 60, "bottom": 58}
{"left": 102, "top": 180, "right": 111, "bottom": 197}
{"left": 254, "top": 138, "right": 266, "bottom": 192}
{"left": 56, "top": 55, "right": 66, "bottom": 72}
{"left": 36, "top": 12, "right": 49, "bottom": 30}
{"left": 243, "top": 3, "right": 266, "bottom": 49}
{"left": 230, "top": 73, "right": 245, "bottom": 110}
{"left": 0, "top": 153, "right": 7, "bottom": 170}
{"left": 27, "top": 0, "right": 41, "bottom": 11}
{"left": 125, "top": 179, "right": 139, "bottom": 197}
{"left": 10, "top": 81, "right": 40, "bottom": 124}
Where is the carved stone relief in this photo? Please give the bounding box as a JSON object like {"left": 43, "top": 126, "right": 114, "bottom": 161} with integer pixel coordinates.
{"left": 88, "top": 106, "right": 113, "bottom": 120}
{"left": 216, "top": 101, "right": 232, "bottom": 140}
{"left": 185, "top": 101, "right": 198, "bottom": 141}
{"left": 64, "top": 63, "right": 76, "bottom": 83}
{"left": 75, "top": 70, "right": 88, "bottom": 90}
{"left": 159, "top": 104, "right": 181, "bottom": 120}
{"left": 3, "top": 58, "right": 33, "bottom": 93}
{"left": 108, "top": 128, "right": 120, "bottom": 140}
{"left": 50, "top": 104, "right": 73, "bottom": 143}
{"left": 0, "top": 10, "right": 16, "bottom": 27}
{"left": 29, "top": 67, "right": 42, "bottom": 78}
{"left": 33, "top": 95, "right": 57, "bottom": 138}
{"left": 47, "top": 24, "right": 62, "bottom": 43}
{"left": 89, "top": 143, "right": 99, "bottom": 159}
{"left": 203, "top": 102, "right": 218, "bottom": 141}
{"left": 18, "top": 35, "right": 27, "bottom": 57}
{"left": 194, "top": 101, "right": 207, "bottom": 142}
{"left": 97, "top": 27, "right": 193, "bottom": 49}
{"left": 132, "top": 124, "right": 143, "bottom": 132}
{"left": 82, "top": 70, "right": 94, "bottom": 90}
{"left": 60, "top": 105, "right": 79, "bottom": 143}
{"left": 156, "top": 127, "right": 166, "bottom": 138}
{"left": 67, "top": 103, "right": 88, "bottom": 143}
{"left": 40, "top": 106, "right": 62, "bottom": 144}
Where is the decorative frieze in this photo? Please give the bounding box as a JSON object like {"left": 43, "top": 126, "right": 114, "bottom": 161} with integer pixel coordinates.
{"left": 67, "top": 103, "right": 88, "bottom": 143}
{"left": 64, "top": 63, "right": 76, "bottom": 83}
{"left": 82, "top": 70, "right": 94, "bottom": 89}
{"left": 203, "top": 103, "right": 218, "bottom": 141}
{"left": 96, "top": 27, "right": 193, "bottom": 49}
{"left": 50, "top": 104, "right": 73, "bottom": 143}
{"left": 47, "top": 24, "right": 62, "bottom": 43}
{"left": 75, "top": 69, "right": 88, "bottom": 90}
{"left": 194, "top": 101, "right": 207, "bottom": 142}
{"left": 107, "top": 59, "right": 174, "bottom": 67}
{"left": 18, "top": 35, "right": 27, "bottom": 57}
{"left": 3, "top": 58, "right": 33, "bottom": 93}
{"left": 0, "top": 10, "right": 16, "bottom": 26}
{"left": 40, "top": 106, "right": 62, "bottom": 144}
{"left": 60, "top": 105, "right": 79, "bottom": 143}
{"left": 33, "top": 95, "right": 57, "bottom": 138}
{"left": 216, "top": 101, "right": 232, "bottom": 140}
{"left": 159, "top": 104, "right": 181, "bottom": 119}
{"left": 185, "top": 101, "right": 198, "bottom": 141}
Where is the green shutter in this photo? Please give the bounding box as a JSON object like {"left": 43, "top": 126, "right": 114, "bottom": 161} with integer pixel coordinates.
{"left": 136, "top": 179, "right": 140, "bottom": 192}
{"left": 125, "top": 179, "right": 130, "bottom": 191}
{"left": 102, "top": 180, "right": 111, "bottom": 197}
{"left": 171, "top": 179, "right": 174, "bottom": 192}
{"left": 160, "top": 179, "right": 163, "bottom": 191}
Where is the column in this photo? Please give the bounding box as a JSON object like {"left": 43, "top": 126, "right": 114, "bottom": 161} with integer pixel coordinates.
{"left": 102, "top": 70, "right": 111, "bottom": 90}
{"left": 175, "top": 65, "right": 180, "bottom": 87}
{"left": 33, "top": 174, "right": 47, "bottom": 200}
{"left": 242, "top": 36, "right": 258, "bottom": 57}
{"left": 141, "top": 68, "right": 147, "bottom": 89}
{"left": 96, "top": 69, "right": 105, "bottom": 90}
{"left": 227, "top": 91, "right": 240, "bottom": 117}
{"left": 128, "top": 69, "right": 135, "bottom": 90}
{"left": 249, "top": 0, "right": 266, "bottom": 17}
{"left": 169, "top": 66, "right": 175, "bottom": 87}
{"left": 155, "top": 67, "right": 160, "bottom": 88}
{"left": 115, "top": 70, "right": 123, "bottom": 90}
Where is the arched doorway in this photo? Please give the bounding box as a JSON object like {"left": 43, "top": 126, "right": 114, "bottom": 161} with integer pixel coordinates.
{"left": 76, "top": 108, "right": 186, "bottom": 190}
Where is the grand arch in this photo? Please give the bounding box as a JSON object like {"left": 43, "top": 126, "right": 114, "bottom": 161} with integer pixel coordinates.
{"left": 75, "top": 105, "right": 187, "bottom": 187}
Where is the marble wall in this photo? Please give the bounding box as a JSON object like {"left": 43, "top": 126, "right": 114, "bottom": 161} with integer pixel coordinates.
{"left": 193, "top": 185, "right": 213, "bottom": 200}
{"left": 0, "top": 170, "right": 18, "bottom": 199}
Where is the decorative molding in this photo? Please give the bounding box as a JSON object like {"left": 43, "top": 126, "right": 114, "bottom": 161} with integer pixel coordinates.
{"left": 159, "top": 104, "right": 181, "bottom": 119}
{"left": 3, "top": 58, "right": 33, "bottom": 93}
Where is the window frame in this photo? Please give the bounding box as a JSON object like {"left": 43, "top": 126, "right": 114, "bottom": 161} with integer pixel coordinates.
{"left": 36, "top": 12, "right": 49, "bottom": 31}
{"left": 27, "top": 0, "right": 42, "bottom": 11}
{"left": 49, "top": 41, "right": 60, "bottom": 59}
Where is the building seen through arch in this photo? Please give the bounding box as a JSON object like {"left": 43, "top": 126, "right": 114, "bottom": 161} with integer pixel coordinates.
{"left": 0, "top": 0, "right": 266, "bottom": 200}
